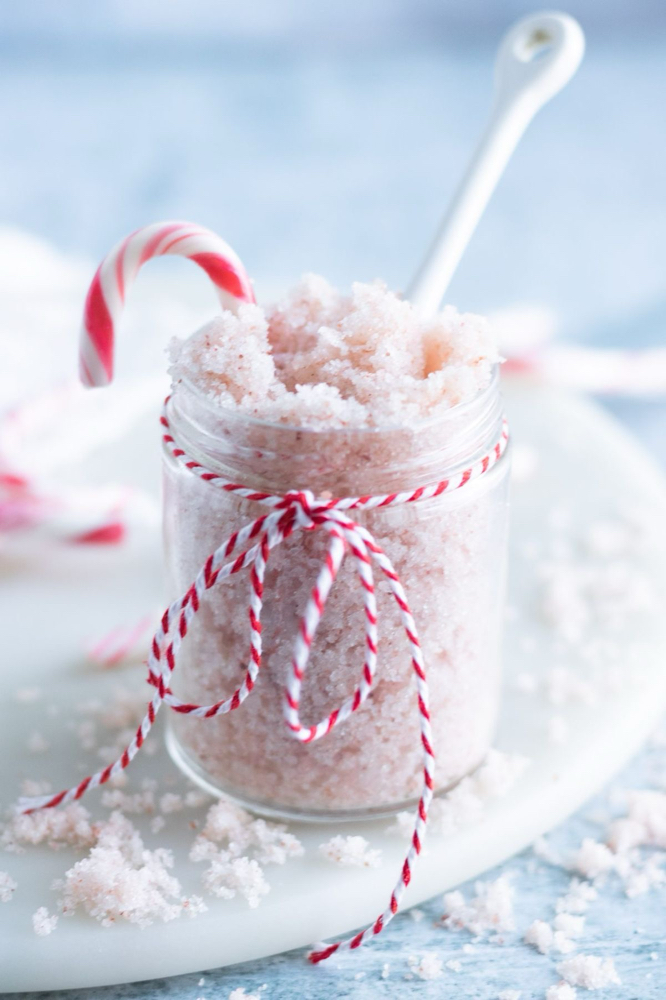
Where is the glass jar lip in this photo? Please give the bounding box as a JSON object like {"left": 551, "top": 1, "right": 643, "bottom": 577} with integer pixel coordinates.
{"left": 172, "top": 364, "right": 501, "bottom": 439}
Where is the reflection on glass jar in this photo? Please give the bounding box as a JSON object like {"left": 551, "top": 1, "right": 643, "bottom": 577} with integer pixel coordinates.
{"left": 164, "top": 368, "right": 510, "bottom": 820}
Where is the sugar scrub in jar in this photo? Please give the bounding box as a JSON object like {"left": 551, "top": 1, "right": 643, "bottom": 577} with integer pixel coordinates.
{"left": 163, "top": 274, "right": 510, "bottom": 819}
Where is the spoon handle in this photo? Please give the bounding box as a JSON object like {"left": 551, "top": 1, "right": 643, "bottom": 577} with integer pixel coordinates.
{"left": 407, "top": 11, "right": 585, "bottom": 317}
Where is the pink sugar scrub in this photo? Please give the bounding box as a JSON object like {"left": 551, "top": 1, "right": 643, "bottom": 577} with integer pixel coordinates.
{"left": 164, "top": 275, "right": 509, "bottom": 817}
{"left": 168, "top": 275, "right": 499, "bottom": 429}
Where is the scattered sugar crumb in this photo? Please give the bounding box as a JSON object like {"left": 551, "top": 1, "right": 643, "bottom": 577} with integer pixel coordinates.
{"left": 160, "top": 793, "right": 184, "bottom": 814}
{"left": 1, "top": 802, "right": 94, "bottom": 853}
{"left": 525, "top": 919, "right": 554, "bottom": 954}
{"left": 54, "top": 811, "right": 199, "bottom": 927}
{"left": 442, "top": 875, "right": 514, "bottom": 936}
{"left": 446, "top": 958, "right": 462, "bottom": 972}
{"left": 556, "top": 879, "right": 598, "bottom": 914}
{"left": 608, "top": 790, "right": 666, "bottom": 851}
{"left": 150, "top": 816, "right": 166, "bottom": 834}
{"left": 32, "top": 906, "right": 58, "bottom": 936}
{"left": 318, "top": 835, "right": 381, "bottom": 868}
{"left": 26, "top": 731, "right": 49, "bottom": 754}
{"left": 539, "top": 516, "right": 657, "bottom": 647}
{"left": 409, "top": 907, "right": 425, "bottom": 922}
{"left": 201, "top": 855, "right": 269, "bottom": 908}
{"left": 185, "top": 790, "right": 211, "bottom": 809}
{"left": 228, "top": 990, "right": 261, "bottom": 1000}
{"left": 100, "top": 788, "right": 155, "bottom": 814}
{"left": 0, "top": 871, "right": 17, "bottom": 902}
{"left": 498, "top": 991, "right": 522, "bottom": 1000}
{"left": 408, "top": 953, "right": 444, "bottom": 980}
{"left": 198, "top": 977, "right": 205, "bottom": 986}
{"left": 381, "top": 963, "right": 391, "bottom": 979}
{"left": 557, "top": 954, "right": 621, "bottom": 990}
{"left": 250, "top": 819, "right": 304, "bottom": 866}
{"left": 570, "top": 839, "right": 615, "bottom": 880}
{"left": 546, "top": 984, "right": 577, "bottom": 1000}
{"left": 553, "top": 931, "right": 577, "bottom": 955}
{"left": 192, "top": 799, "right": 303, "bottom": 871}
{"left": 462, "top": 943, "right": 476, "bottom": 954}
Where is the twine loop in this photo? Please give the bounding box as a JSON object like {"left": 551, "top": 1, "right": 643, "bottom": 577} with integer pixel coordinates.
{"left": 18, "top": 396, "right": 509, "bottom": 963}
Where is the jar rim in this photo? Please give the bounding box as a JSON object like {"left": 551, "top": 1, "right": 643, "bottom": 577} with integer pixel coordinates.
{"left": 172, "top": 364, "right": 501, "bottom": 439}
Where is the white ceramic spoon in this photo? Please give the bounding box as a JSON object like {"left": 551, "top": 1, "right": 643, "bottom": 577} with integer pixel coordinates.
{"left": 407, "top": 10, "right": 585, "bottom": 317}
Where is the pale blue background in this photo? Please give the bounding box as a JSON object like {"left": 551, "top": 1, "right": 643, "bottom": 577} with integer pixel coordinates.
{"left": 2, "top": 2, "right": 666, "bottom": 996}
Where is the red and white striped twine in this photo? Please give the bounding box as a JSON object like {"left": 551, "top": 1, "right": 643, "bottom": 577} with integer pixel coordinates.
{"left": 79, "top": 220, "right": 255, "bottom": 387}
{"left": 19, "top": 399, "right": 509, "bottom": 963}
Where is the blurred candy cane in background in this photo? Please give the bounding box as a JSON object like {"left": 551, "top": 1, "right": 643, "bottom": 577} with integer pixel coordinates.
{"left": 492, "top": 304, "right": 666, "bottom": 395}
{"left": 0, "top": 381, "right": 161, "bottom": 550}
{"left": 0, "top": 227, "right": 210, "bottom": 666}
{"left": 0, "top": 226, "right": 212, "bottom": 559}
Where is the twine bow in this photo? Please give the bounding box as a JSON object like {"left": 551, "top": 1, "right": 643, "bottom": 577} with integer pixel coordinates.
{"left": 19, "top": 397, "right": 509, "bottom": 962}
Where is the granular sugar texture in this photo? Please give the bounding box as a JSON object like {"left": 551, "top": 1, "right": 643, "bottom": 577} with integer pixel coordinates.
{"left": 166, "top": 277, "right": 507, "bottom": 813}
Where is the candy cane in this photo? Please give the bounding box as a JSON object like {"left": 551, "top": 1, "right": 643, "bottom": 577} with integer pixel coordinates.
{"left": 79, "top": 221, "right": 255, "bottom": 387}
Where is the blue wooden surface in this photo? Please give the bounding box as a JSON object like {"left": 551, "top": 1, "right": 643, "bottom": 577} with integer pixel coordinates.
{"left": 2, "top": 7, "right": 666, "bottom": 996}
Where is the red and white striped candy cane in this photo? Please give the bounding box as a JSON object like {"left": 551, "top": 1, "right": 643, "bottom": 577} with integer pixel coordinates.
{"left": 79, "top": 221, "right": 255, "bottom": 387}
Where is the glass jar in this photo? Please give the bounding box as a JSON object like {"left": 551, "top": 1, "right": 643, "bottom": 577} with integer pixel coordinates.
{"left": 163, "top": 369, "right": 510, "bottom": 821}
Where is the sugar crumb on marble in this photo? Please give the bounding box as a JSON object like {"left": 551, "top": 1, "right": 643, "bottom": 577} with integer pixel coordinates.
{"left": 199, "top": 853, "right": 269, "bottom": 908}
{"left": 0, "top": 870, "right": 17, "bottom": 902}
{"left": 318, "top": 834, "right": 381, "bottom": 868}
{"left": 100, "top": 788, "right": 156, "bottom": 814}
{"left": 32, "top": 906, "right": 58, "bottom": 936}
{"left": 187, "top": 797, "right": 305, "bottom": 908}
{"left": 160, "top": 792, "right": 185, "bottom": 814}
{"left": 53, "top": 810, "right": 205, "bottom": 927}
{"left": 1, "top": 801, "right": 95, "bottom": 853}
